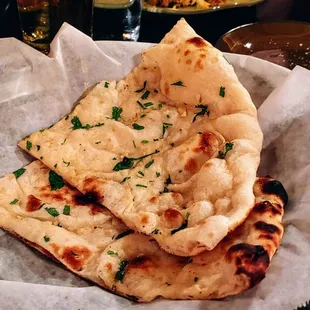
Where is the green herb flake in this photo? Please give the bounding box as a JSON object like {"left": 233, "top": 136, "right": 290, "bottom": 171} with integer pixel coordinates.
{"left": 158, "top": 103, "right": 163, "bottom": 110}
{"left": 63, "top": 205, "right": 71, "bottom": 215}
{"left": 95, "top": 141, "right": 101, "bottom": 144}
{"left": 71, "top": 116, "right": 83, "bottom": 130}
{"left": 44, "top": 236, "right": 50, "bottom": 242}
{"left": 26, "top": 141, "right": 32, "bottom": 151}
{"left": 141, "top": 140, "right": 149, "bottom": 144}
{"left": 104, "top": 81, "right": 109, "bottom": 88}
{"left": 121, "top": 176, "right": 131, "bottom": 184}
{"left": 113, "top": 150, "right": 159, "bottom": 171}
{"left": 62, "top": 159, "right": 70, "bottom": 167}
{"left": 13, "top": 168, "right": 26, "bottom": 179}
{"left": 137, "top": 100, "right": 146, "bottom": 110}
{"left": 115, "top": 230, "right": 134, "bottom": 240}
{"left": 145, "top": 159, "right": 154, "bottom": 169}
{"left": 112, "top": 106, "right": 123, "bottom": 121}
{"left": 193, "top": 105, "right": 210, "bottom": 123}
{"left": 95, "top": 122, "right": 104, "bottom": 127}
{"left": 166, "top": 114, "right": 170, "bottom": 119}
{"left": 156, "top": 172, "right": 160, "bottom": 177}
{"left": 39, "top": 129, "right": 45, "bottom": 133}
{"left": 194, "top": 277, "right": 199, "bottom": 282}
{"left": 49, "top": 170, "right": 64, "bottom": 191}
{"left": 219, "top": 142, "right": 234, "bottom": 159}
{"left": 107, "top": 250, "right": 118, "bottom": 256}
{"left": 219, "top": 86, "right": 226, "bottom": 97}
{"left": 132, "top": 123, "right": 145, "bottom": 130}
{"left": 136, "top": 184, "right": 147, "bottom": 188}
{"left": 152, "top": 229, "right": 159, "bottom": 234}
{"left": 112, "top": 157, "right": 117, "bottom": 160}
{"left": 140, "top": 114, "right": 146, "bottom": 118}
{"left": 171, "top": 212, "right": 190, "bottom": 235}
{"left": 45, "top": 207, "right": 59, "bottom": 217}
{"left": 37, "top": 145, "right": 41, "bottom": 151}
{"left": 54, "top": 164, "right": 57, "bottom": 169}
{"left": 141, "top": 90, "right": 150, "bottom": 100}
{"left": 115, "top": 260, "right": 129, "bottom": 282}
{"left": 143, "top": 102, "right": 153, "bottom": 107}
{"left": 10, "top": 199, "right": 19, "bottom": 205}
{"left": 135, "top": 81, "right": 147, "bottom": 93}
{"left": 171, "top": 81, "right": 185, "bottom": 87}
{"left": 138, "top": 171, "right": 144, "bottom": 176}
{"left": 162, "top": 122, "right": 173, "bottom": 137}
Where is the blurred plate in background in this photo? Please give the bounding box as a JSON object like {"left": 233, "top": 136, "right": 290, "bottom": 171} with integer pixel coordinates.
{"left": 215, "top": 21, "right": 310, "bottom": 70}
{"left": 143, "top": 0, "right": 264, "bottom": 15}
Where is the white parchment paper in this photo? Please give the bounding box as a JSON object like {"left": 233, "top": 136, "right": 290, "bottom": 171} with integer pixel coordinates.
{"left": 0, "top": 23, "right": 309, "bottom": 310}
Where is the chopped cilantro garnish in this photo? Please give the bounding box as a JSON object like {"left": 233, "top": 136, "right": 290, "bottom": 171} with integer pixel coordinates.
{"left": 152, "top": 229, "right": 159, "bottom": 234}
{"left": 62, "top": 159, "right": 70, "bottom": 167}
{"left": 10, "top": 199, "right": 19, "bottom": 205}
{"left": 115, "top": 230, "right": 133, "bottom": 239}
{"left": 115, "top": 260, "right": 129, "bottom": 282}
{"left": 39, "top": 129, "right": 45, "bottom": 133}
{"left": 26, "top": 141, "right": 32, "bottom": 151}
{"left": 136, "top": 184, "right": 147, "bottom": 188}
{"left": 112, "top": 106, "right": 123, "bottom": 121}
{"left": 135, "top": 81, "right": 147, "bottom": 93}
{"left": 137, "top": 100, "right": 146, "bottom": 110}
{"left": 121, "top": 176, "right": 131, "bottom": 183}
{"left": 143, "top": 102, "right": 153, "bottom": 107}
{"left": 132, "top": 123, "right": 144, "bottom": 130}
{"left": 13, "top": 168, "right": 26, "bottom": 179}
{"left": 138, "top": 171, "right": 144, "bottom": 176}
{"left": 166, "top": 114, "right": 170, "bottom": 119}
{"left": 171, "top": 212, "right": 190, "bottom": 235}
{"left": 158, "top": 103, "right": 163, "bottom": 110}
{"left": 45, "top": 207, "right": 59, "bottom": 217}
{"left": 219, "top": 86, "right": 226, "bottom": 97}
{"left": 145, "top": 159, "right": 154, "bottom": 169}
{"left": 112, "top": 157, "right": 117, "bottom": 160}
{"left": 156, "top": 172, "right": 160, "bottom": 177}
{"left": 140, "top": 114, "right": 146, "bottom": 118}
{"left": 141, "top": 140, "right": 149, "bottom": 144}
{"left": 37, "top": 145, "right": 41, "bottom": 151}
{"left": 171, "top": 81, "right": 185, "bottom": 87}
{"left": 219, "top": 142, "right": 234, "bottom": 159}
{"left": 49, "top": 170, "right": 64, "bottom": 191}
{"left": 162, "top": 122, "right": 173, "bottom": 137}
{"left": 141, "top": 90, "right": 150, "bottom": 100}
{"left": 63, "top": 205, "right": 70, "bottom": 215}
{"left": 193, "top": 105, "right": 210, "bottom": 123}
{"left": 165, "top": 175, "right": 172, "bottom": 186}
{"left": 94, "top": 122, "right": 104, "bottom": 127}
{"left": 44, "top": 236, "right": 50, "bottom": 242}
{"left": 71, "top": 116, "right": 91, "bottom": 130}
{"left": 107, "top": 250, "right": 118, "bottom": 256}
{"left": 104, "top": 81, "right": 109, "bottom": 88}
{"left": 54, "top": 164, "right": 57, "bottom": 168}
{"left": 113, "top": 150, "right": 159, "bottom": 171}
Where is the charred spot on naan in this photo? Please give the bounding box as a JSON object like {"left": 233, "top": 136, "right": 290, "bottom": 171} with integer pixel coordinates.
{"left": 194, "top": 132, "right": 219, "bottom": 155}
{"left": 186, "top": 37, "right": 207, "bottom": 48}
{"left": 163, "top": 208, "right": 184, "bottom": 229}
{"left": 126, "top": 256, "right": 155, "bottom": 274}
{"left": 26, "top": 195, "right": 43, "bottom": 212}
{"left": 255, "top": 176, "right": 288, "bottom": 206}
{"left": 39, "top": 184, "right": 75, "bottom": 204}
{"left": 253, "top": 201, "right": 282, "bottom": 216}
{"left": 226, "top": 243, "right": 270, "bottom": 288}
{"left": 184, "top": 158, "right": 199, "bottom": 174}
{"left": 51, "top": 244, "right": 92, "bottom": 271}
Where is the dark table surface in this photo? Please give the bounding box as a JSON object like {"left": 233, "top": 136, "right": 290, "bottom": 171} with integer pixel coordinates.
{"left": 0, "top": 2, "right": 310, "bottom": 308}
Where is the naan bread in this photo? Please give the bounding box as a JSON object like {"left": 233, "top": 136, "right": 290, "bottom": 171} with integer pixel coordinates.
{"left": 19, "top": 19, "right": 263, "bottom": 256}
{"left": 0, "top": 161, "right": 287, "bottom": 301}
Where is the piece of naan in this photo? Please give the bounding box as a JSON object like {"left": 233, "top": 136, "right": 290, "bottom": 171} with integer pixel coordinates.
{"left": 0, "top": 161, "right": 287, "bottom": 301}
{"left": 19, "top": 19, "right": 263, "bottom": 256}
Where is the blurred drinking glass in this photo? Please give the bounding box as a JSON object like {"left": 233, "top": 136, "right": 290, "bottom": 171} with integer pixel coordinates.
{"left": 93, "top": 0, "right": 142, "bottom": 41}
{"left": 17, "top": 0, "right": 94, "bottom": 54}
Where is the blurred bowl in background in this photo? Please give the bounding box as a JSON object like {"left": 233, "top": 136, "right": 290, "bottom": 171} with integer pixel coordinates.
{"left": 215, "top": 21, "right": 310, "bottom": 70}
